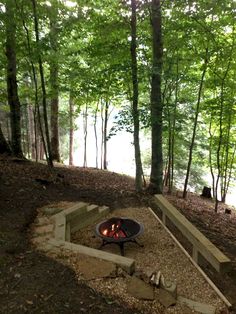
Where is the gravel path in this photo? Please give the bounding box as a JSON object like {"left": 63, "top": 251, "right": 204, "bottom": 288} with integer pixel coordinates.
{"left": 70, "top": 206, "right": 227, "bottom": 314}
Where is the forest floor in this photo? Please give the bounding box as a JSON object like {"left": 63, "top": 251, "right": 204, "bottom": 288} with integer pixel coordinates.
{"left": 0, "top": 155, "right": 235, "bottom": 313}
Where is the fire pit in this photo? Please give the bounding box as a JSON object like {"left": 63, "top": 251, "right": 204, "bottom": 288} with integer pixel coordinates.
{"left": 95, "top": 217, "right": 144, "bottom": 256}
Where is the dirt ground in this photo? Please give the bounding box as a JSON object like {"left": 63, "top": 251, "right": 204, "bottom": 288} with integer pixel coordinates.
{"left": 0, "top": 155, "right": 236, "bottom": 313}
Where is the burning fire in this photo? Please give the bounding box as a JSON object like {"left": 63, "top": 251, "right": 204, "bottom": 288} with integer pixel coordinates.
{"left": 101, "top": 222, "right": 126, "bottom": 238}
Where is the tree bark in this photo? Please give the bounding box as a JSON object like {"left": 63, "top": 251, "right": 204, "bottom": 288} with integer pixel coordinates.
{"left": 0, "top": 124, "right": 11, "bottom": 155}
{"left": 49, "top": 4, "right": 60, "bottom": 162}
{"left": 83, "top": 104, "right": 88, "bottom": 167}
{"left": 103, "top": 101, "right": 109, "bottom": 170}
{"left": 148, "top": 0, "right": 163, "bottom": 194}
{"left": 31, "top": 0, "right": 53, "bottom": 167}
{"left": 5, "top": 0, "right": 23, "bottom": 158}
{"left": 28, "top": 104, "right": 36, "bottom": 159}
{"left": 94, "top": 101, "right": 99, "bottom": 168}
{"left": 131, "top": 0, "right": 144, "bottom": 191}
{"left": 214, "top": 56, "right": 231, "bottom": 212}
{"left": 183, "top": 48, "right": 209, "bottom": 199}
{"left": 69, "top": 92, "right": 74, "bottom": 166}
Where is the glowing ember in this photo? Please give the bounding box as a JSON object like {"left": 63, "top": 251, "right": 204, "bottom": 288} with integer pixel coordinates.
{"left": 102, "top": 229, "right": 108, "bottom": 236}
{"left": 101, "top": 220, "right": 127, "bottom": 239}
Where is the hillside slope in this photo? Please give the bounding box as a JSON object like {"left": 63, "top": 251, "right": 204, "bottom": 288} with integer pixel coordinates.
{"left": 0, "top": 155, "right": 235, "bottom": 312}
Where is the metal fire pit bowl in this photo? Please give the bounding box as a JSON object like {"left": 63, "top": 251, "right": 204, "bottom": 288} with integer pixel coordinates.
{"left": 95, "top": 217, "right": 144, "bottom": 256}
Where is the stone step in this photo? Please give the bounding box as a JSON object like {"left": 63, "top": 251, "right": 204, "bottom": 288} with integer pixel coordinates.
{"left": 70, "top": 209, "right": 104, "bottom": 232}
{"left": 54, "top": 214, "right": 66, "bottom": 241}
{"left": 99, "top": 205, "right": 109, "bottom": 214}
{"left": 63, "top": 202, "right": 88, "bottom": 221}
{"left": 87, "top": 204, "right": 99, "bottom": 213}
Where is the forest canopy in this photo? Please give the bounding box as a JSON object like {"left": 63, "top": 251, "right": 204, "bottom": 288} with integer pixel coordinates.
{"left": 0, "top": 0, "right": 235, "bottom": 211}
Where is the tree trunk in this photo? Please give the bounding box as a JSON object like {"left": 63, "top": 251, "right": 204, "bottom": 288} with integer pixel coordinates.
{"left": 183, "top": 48, "right": 209, "bottom": 199}
{"left": 214, "top": 61, "right": 231, "bottom": 212}
{"left": 83, "top": 104, "right": 88, "bottom": 167}
{"left": 148, "top": 0, "right": 163, "bottom": 194}
{"left": 208, "top": 113, "right": 215, "bottom": 198}
{"left": 94, "top": 101, "right": 99, "bottom": 168}
{"left": 131, "top": 0, "right": 143, "bottom": 191}
{"left": 103, "top": 101, "right": 109, "bottom": 170}
{"left": 28, "top": 104, "right": 36, "bottom": 159}
{"left": 31, "top": 0, "right": 53, "bottom": 168}
{"left": 100, "top": 101, "right": 104, "bottom": 169}
{"left": 21, "top": 10, "right": 45, "bottom": 163}
{"left": 0, "top": 124, "right": 11, "bottom": 155}
{"left": 170, "top": 57, "right": 179, "bottom": 193}
{"left": 5, "top": 0, "right": 23, "bottom": 158}
{"left": 49, "top": 4, "right": 60, "bottom": 162}
{"left": 69, "top": 92, "right": 74, "bottom": 166}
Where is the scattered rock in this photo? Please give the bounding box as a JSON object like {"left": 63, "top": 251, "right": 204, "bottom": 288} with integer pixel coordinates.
{"left": 156, "top": 288, "right": 176, "bottom": 308}
{"left": 150, "top": 271, "right": 161, "bottom": 287}
{"left": 160, "top": 275, "right": 177, "bottom": 298}
{"left": 117, "top": 267, "right": 129, "bottom": 278}
{"left": 178, "top": 296, "right": 216, "bottom": 314}
{"left": 141, "top": 269, "right": 154, "bottom": 283}
{"left": 127, "top": 276, "right": 154, "bottom": 300}
{"left": 77, "top": 256, "right": 117, "bottom": 280}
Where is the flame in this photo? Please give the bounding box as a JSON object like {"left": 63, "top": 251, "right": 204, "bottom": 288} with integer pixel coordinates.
{"left": 102, "top": 228, "right": 108, "bottom": 236}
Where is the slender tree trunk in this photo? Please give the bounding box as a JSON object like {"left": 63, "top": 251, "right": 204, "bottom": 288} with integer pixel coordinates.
{"left": 103, "top": 101, "right": 109, "bottom": 170}
{"left": 69, "top": 92, "right": 74, "bottom": 166}
{"left": 21, "top": 9, "right": 45, "bottom": 163}
{"left": 224, "top": 144, "right": 236, "bottom": 202}
{"left": 148, "top": 0, "right": 163, "bottom": 194}
{"left": 214, "top": 57, "right": 232, "bottom": 212}
{"left": 183, "top": 48, "right": 209, "bottom": 199}
{"left": 131, "top": 0, "right": 143, "bottom": 191}
{"left": 6, "top": 116, "right": 11, "bottom": 143}
{"left": 23, "top": 104, "right": 30, "bottom": 158}
{"left": 40, "top": 140, "right": 44, "bottom": 160}
{"left": 100, "top": 100, "right": 104, "bottom": 169}
{"left": 0, "top": 124, "right": 11, "bottom": 155}
{"left": 31, "top": 0, "right": 53, "bottom": 167}
{"left": 221, "top": 109, "right": 232, "bottom": 203}
{"left": 49, "top": 5, "right": 60, "bottom": 162}
{"left": 170, "top": 57, "right": 179, "bottom": 192}
{"left": 5, "top": 0, "right": 23, "bottom": 158}
{"left": 94, "top": 101, "right": 99, "bottom": 168}
{"left": 163, "top": 85, "right": 173, "bottom": 190}
{"left": 83, "top": 104, "right": 88, "bottom": 167}
{"left": 28, "top": 104, "right": 36, "bottom": 159}
{"left": 208, "top": 113, "right": 215, "bottom": 198}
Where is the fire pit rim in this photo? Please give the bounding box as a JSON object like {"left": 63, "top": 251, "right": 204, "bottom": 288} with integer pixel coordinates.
{"left": 95, "top": 216, "right": 144, "bottom": 243}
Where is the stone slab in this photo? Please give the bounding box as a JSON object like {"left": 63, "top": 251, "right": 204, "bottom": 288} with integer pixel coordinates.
{"left": 156, "top": 288, "right": 176, "bottom": 308}
{"left": 160, "top": 275, "right": 177, "bottom": 298}
{"left": 77, "top": 256, "right": 116, "bottom": 280}
{"left": 178, "top": 296, "right": 216, "bottom": 314}
{"left": 127, "top": 276, "right": 154, "bottom": 300}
